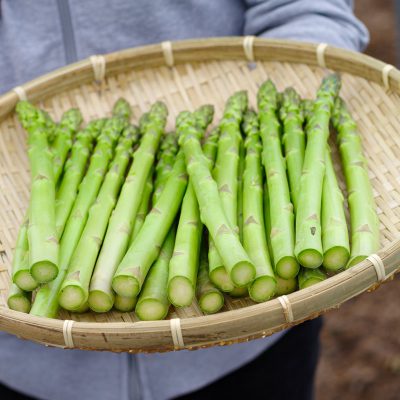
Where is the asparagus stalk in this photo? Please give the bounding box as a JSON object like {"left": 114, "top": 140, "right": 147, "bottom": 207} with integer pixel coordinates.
{"left": 242, "top": 110, "right": 276, "bottom": 302}
{"left": 114, "top": 295, "right": 137, "bottom": 312}
{"left": 108, "top": 134, "right": 178, "bottom": 312}
{"left": 298, "top": 267, "right": 327, "bottom": 289}
{"left": 88, "top": 102, "right": 168, "bottom": 312}
{"left": 275, "top": 276, "right": 297, "bottom": 296}
{"left": 135, "top": 226, "right": 176, "bottom": 320}
{"left": 112, "top": 151, "right": 188, "bottom": 297}
{"left": 59, "top": 125, "right": 138, "bottom": 311}
{"left": 321, "top": 148, "right": 350, "bottom": 270}
{"left": 15, "top": 101, "right": 59, "bottom": 284}
{"left": 280, "top": 88, "right": 305, "bottom": 212}
{"left": 30, "top": 115, "right": 125, "bottom": 318}
{"left": 129, "top": 172, "right": 154, "bottom": 245}
{"left": 304, "top": 99, "right": 350, "bottom": 270}
{"left": 52, "top": 108, "right": 83, "bottom": 183}
{"left": 257, "top": 80, "right": 299, "bottom": 279}
{"left": 197, "top": 236, "right": 224, "bottom": 314}
{"left": 178, "top": 111, "right": 255, "bottom": 287}
{"left": 7, "top": 284, "right": 31, "bottom": 313}
{"left": 55, "top": 119, "right": 106, "bottom": 237}
{"left": 11, "top": 216, "right": 36, "bottom": 291}
{"left": 294, "top": 74, "right": 341, "bottom": 268}
{"left": 332, "top": 98, "right": 379, "bottom": 268}
{"left": 209, "top": 92, "right": 249, "bottom": 290}
{"left": 237, "top": 138, "right": 245, "bottom": 242}
{"left": 168, "top": 106, "right": 215, "bottom": 307}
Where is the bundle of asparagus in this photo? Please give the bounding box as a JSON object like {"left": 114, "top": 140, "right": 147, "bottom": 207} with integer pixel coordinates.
{"left": 7, "top": 73, "right": 379, "bottom": 321}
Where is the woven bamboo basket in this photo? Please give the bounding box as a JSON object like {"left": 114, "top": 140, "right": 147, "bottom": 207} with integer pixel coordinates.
{"left": 0, "top": 37, "right": 399, "bottom": 353}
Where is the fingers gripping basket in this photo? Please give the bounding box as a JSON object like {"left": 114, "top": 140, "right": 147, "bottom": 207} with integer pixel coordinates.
{"left": 0, "top": 37, "right": 399, "bottom": 352}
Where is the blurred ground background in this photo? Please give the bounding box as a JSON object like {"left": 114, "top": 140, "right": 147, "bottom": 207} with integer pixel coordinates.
{"left": 315, "top": 1, "right": 400, "bottom": 399}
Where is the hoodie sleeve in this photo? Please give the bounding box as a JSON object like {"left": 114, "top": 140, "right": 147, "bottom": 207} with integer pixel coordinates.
{"left": 243, "top": 0, "right": 369, "bottom": 51}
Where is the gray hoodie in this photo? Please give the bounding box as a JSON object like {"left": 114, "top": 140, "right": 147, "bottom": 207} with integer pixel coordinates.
{"left": 0, "top": 1, "right": 368, "bottom": 399}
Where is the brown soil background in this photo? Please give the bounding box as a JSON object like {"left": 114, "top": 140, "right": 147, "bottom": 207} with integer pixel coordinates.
{"left": 316, "top": 2, "right": 400, "bottom": 399}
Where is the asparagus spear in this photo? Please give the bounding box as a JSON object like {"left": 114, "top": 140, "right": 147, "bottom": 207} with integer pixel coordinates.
{"left": 257, "top": 80, "right": 299, "bottom": 279}
{"left": 114, "top": 295, "right": 137, "bottom": 312}
{"left": 12, "top": 106, "right": 85, "bottom": 291}
{"left": 7, "top": 284, "right": 32, "bottom": 313}
{"left": 321, "top": 148, "right": 350, "bottom": 270}
{"left": 294, "top": 74, "right": 341, "bottom": 268}
{"left": 168, "top": 106, "right": 215, "bottom": 307}
{"left": 275, "top": 276, "right": 297, "bottom": 296}
{"left": 59, "top": 126, "right": 138, "bottom": 311}
{"left": 112, "top": 150, "right": 188, "bottom": 297}
{"left": 129, "top": 172, "right": 154, "bottom": 245}
{"left": 197, "top": 236, "right": 224, "bottom": 314}
{"left": 298, "top": 267, "right": 327, "bottom": 289}
{"left": 30, "top": 115, "right": 125, "bottom": 318}
{"left": 237, "top": 139, "right": 245, "bottom": 242}
{"left": 304, "top": 99, "right": 350, "bottom": 270}
{"left": 55, "top": 119, "right": 106, "bottom": 237}
{"left": 208, "top": 92, "right": 249, "bottom": 290}
{"left": 135, "top": 226, "right": 176, "bottom": 320}
{"left": 332, "top": 98, "right": 379, "bottom": 268}
{"left": 88, "top": 102, "right": 168, "bottom": 311}
{"left": 242, "top": 110, "right": 276, "bottom": 302}
{"left": 178, "top": 111, "right": 255, "bottom": 287}
{"left": 52, "top": 108, "right": 83, "bottom": 183}
{"left": 14, "top": 101, "right": 59, "bottom": 284}
{"left": 280, "top": 88, "right": 305, "bottom": 212}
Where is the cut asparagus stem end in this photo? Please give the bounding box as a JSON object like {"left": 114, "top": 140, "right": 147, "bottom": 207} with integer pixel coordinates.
{"left": 297, "top": 250, "right": 323, "bottom": 269}
{"left": 88, "top": 290, "right": 114, "bottom": 313}
{"left": 14, "top": 271, "right": 38, "bottom": 291}
{"left": 112, "top": 276, "right": 140, "bottom": 297}
{"left": 135, "top": 299, "right": 169, "bottom": 321}
{"left": 299, "top": 277, "right": 325, "bottom": 289}
{"left": 249, "top": 276, "right": 276, "bottom": 303}
{"left": 323, "top": 247, "right": 350, "bottom": 271}
{"left": 58, "top": 285, "right": 86, "bottom": 311}
{"left": 229, "top": 286, "right": 248, "bottom": 297}
{"left": 209, "top": 267, "right": 235, "bottom": 292}
{"left": 168, "top": 276, "right": 194, "bottom": 307}
{"left": 30, "top": 261, "right": 58, "bottom": 283}
{"left": 231, "top": 261, "right": 255, "bottom": 287}
{"left": 276, "top": 256, "right": 300, "bottom": 279}
{"left": 275, "top": 276, "right": 297, "bottom": 296}
{"left": 199, "top": 292, "right": 224, "bottom": 314}
{"left": 346, "top": 255, "right": 368, "bottom": 269}
{"left": 114, "top": 296, "right": 137, "bottom": 312}
{"left": 7, "top": 295, "right": 31, "bottom": 313}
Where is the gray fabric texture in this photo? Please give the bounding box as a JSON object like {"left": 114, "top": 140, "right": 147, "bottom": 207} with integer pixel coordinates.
{"left": 0, "top": 1, "right": 368, "bottom": 399}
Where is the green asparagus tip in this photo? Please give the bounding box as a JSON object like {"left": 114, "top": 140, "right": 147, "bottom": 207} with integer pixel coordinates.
{"left": 112, "top": 98, "right": 132, "bottom": 120}
{"left": 193, "top": 104, "right": 215, "bottom": 130}
{"left": 150, "top": 101, "right": 168, "bottom": 120}
{"left": 122, "top": 124, "right": 140, "bottom": 140}
{"left": 241, "top": 110, "right": 258, "bottom": 137}
{"left": 224, "top": 91, "right": 248, "bottom": 121}
{"left": 60, "top": 108, "right": 83, "bottom": 130}
{"left": 257, "top": 80, "right": 278, "bottom": 110}
{"left": 139, "top": 112, "right": 150, "bottom": 132}
{"left": 85, "top": 118, "right": 107, "bottom": 139}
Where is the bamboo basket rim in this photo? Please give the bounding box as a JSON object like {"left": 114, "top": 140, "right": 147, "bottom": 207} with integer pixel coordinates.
{"left": 0, "top": 36, "right": 399, "bottom": 352}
